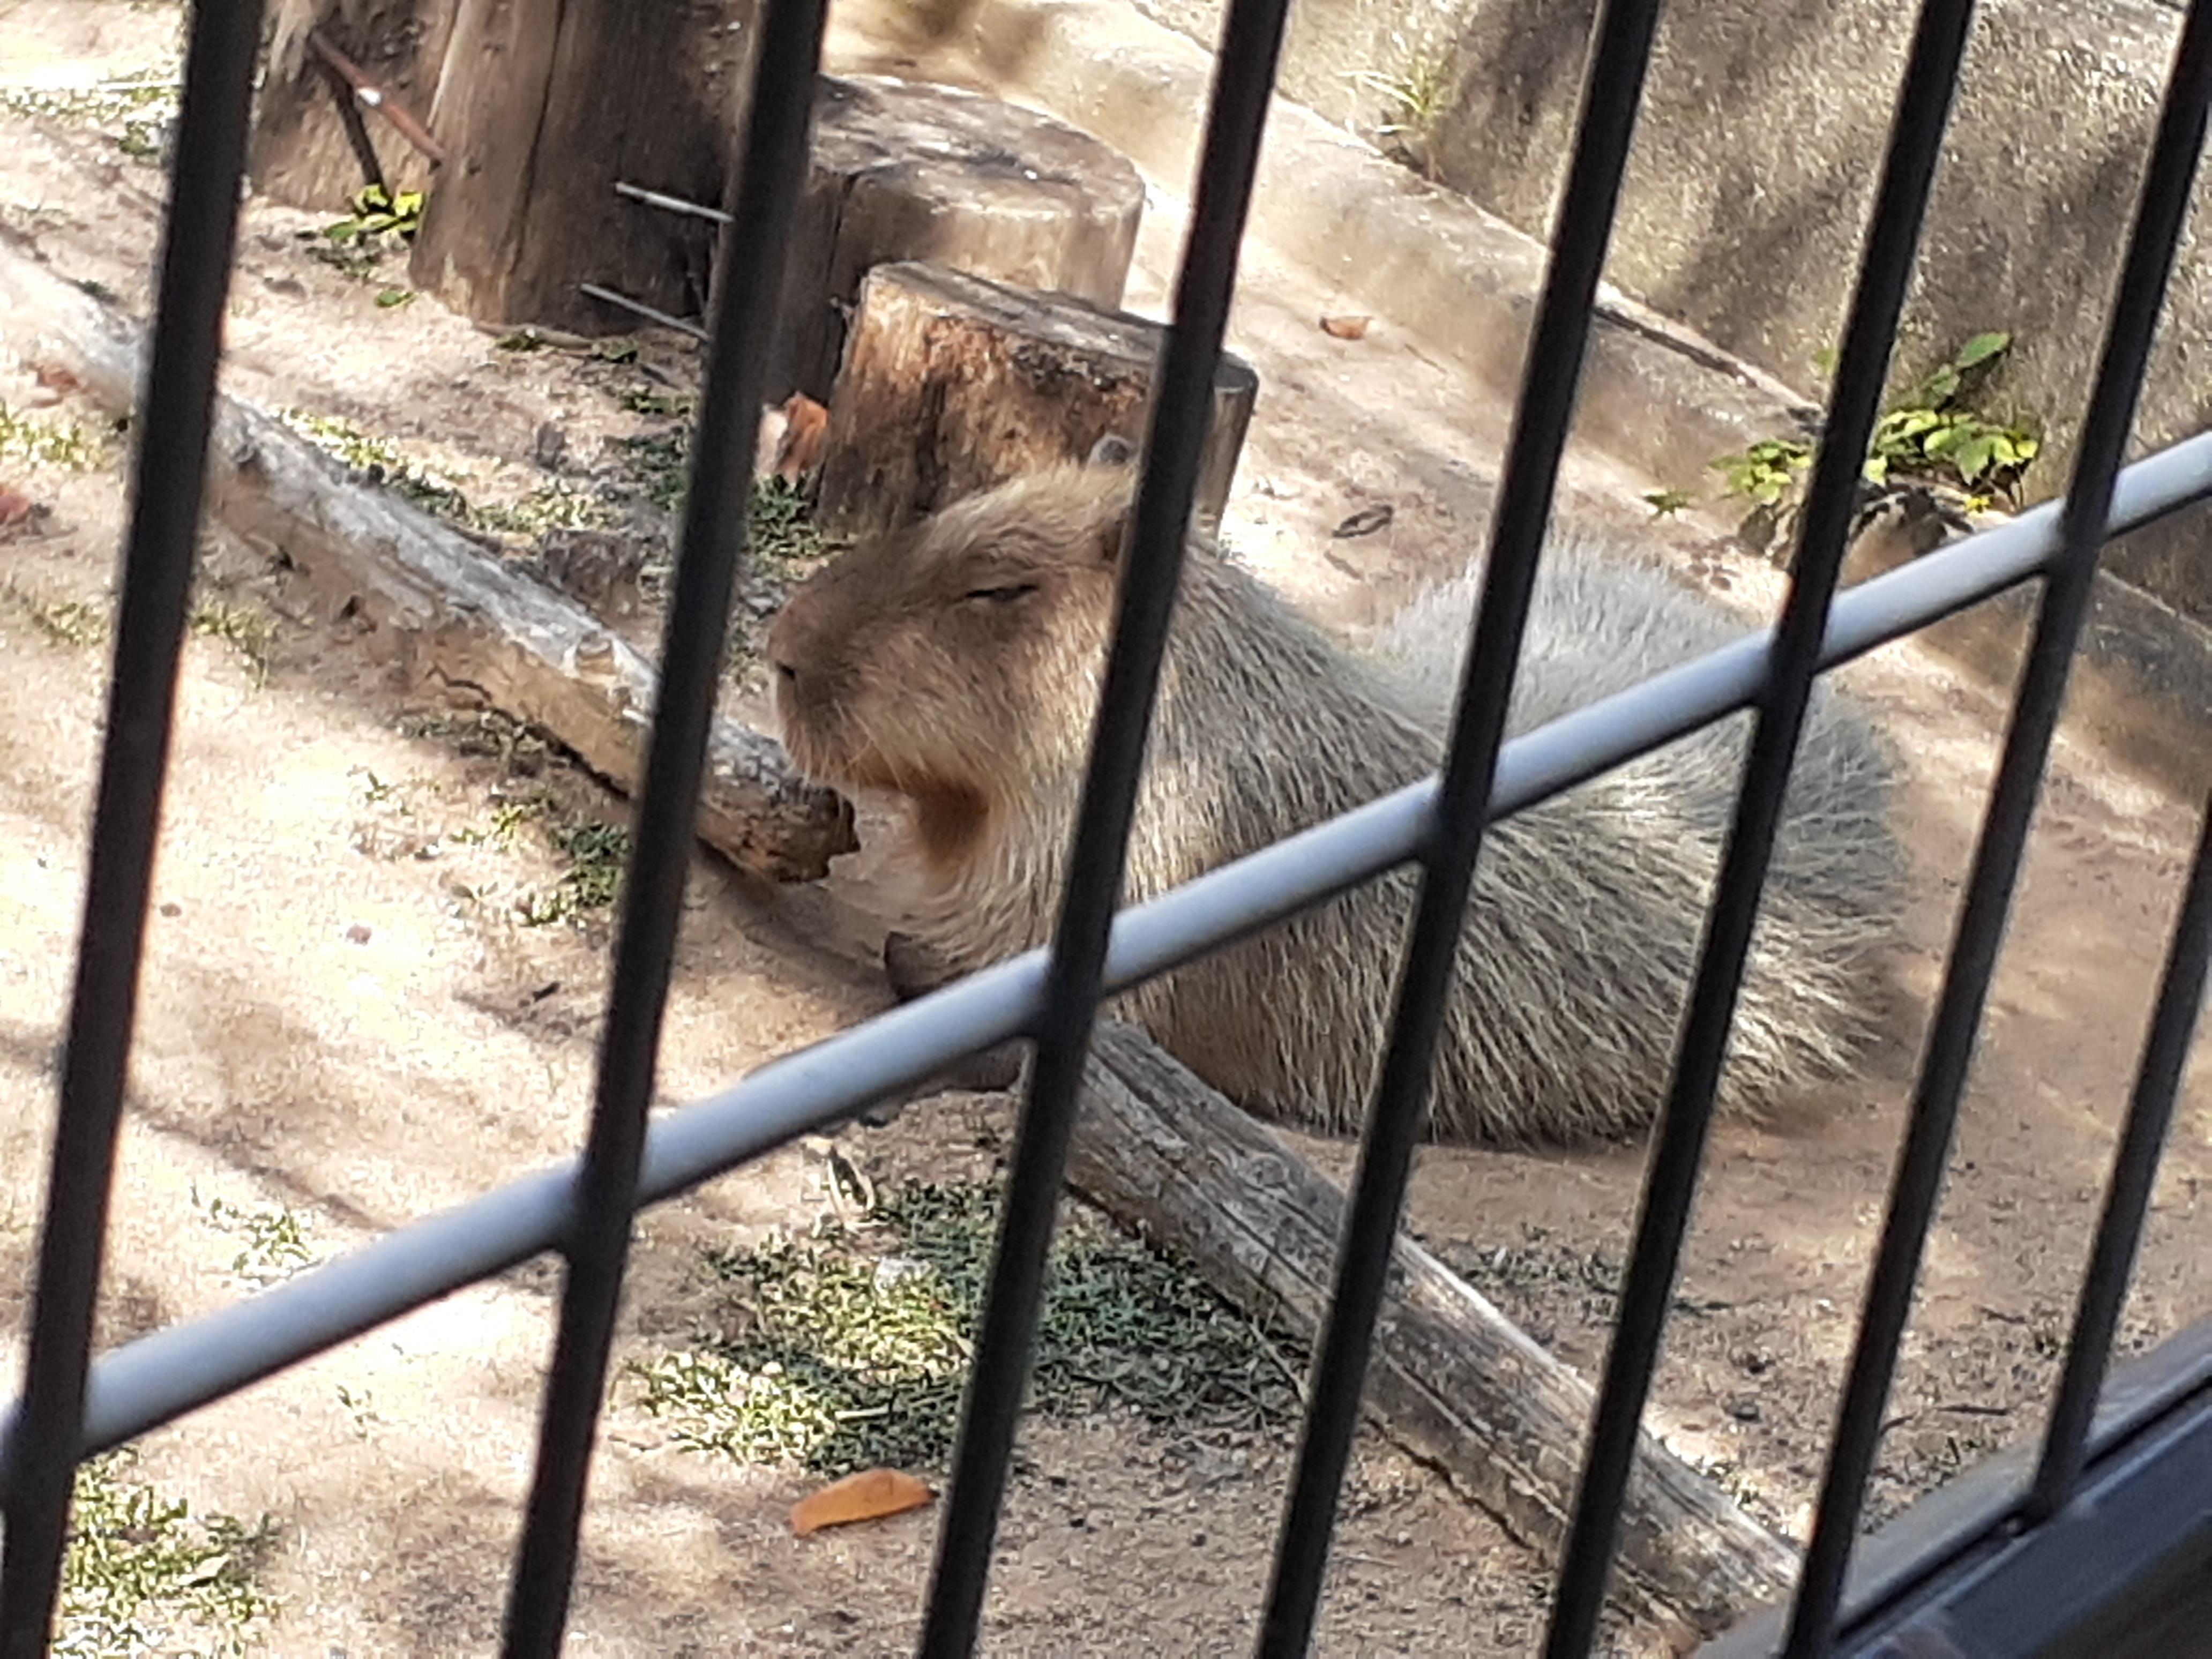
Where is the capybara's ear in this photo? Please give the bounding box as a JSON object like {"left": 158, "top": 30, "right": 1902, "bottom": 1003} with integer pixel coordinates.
{"left": 1085, "top": 432, "right": 1138, "bottom": 470}
{"left": 1090, "top": 478, "right": 1135, "bottom": 567}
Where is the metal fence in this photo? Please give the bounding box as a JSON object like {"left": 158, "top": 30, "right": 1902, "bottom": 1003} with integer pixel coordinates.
{"left": 4, "top": 0, "right": 2212, "bottom": 1650}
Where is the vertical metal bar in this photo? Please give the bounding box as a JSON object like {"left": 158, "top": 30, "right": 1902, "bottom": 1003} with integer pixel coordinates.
{"left": 497, "top": 0, "right": 827, "bottom": 1648}
{"left": 0, "top": 4, "right": 265, "bottom": 1652}
{"left": 1783, "top": 0, "right": 2212, "bottom": 1646}
{"left": 2028, "top": 788, "right": 2212, "bottom": 1519}
{"left": 1540, "top": 2, "right": 1977, "bottom": 1651}
{"left": 913, "top": 0, "right": 1293, "bottom": 1647}
{"left": 1253, "top": 0, "right": 1663, "bottom": 1650}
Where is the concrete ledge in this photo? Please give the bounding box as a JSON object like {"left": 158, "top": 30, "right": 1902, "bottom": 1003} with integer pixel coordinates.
{"left": 956, "top": 0, "right": 1822, "bottom": 493}
{"left": 932, "top": 0, "right": 2212, "bottom": 802}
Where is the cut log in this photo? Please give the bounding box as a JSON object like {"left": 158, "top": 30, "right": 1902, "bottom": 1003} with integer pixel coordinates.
{"left": 0, "top": 231, "right": 855, "bottom": 883}
{"left": 737, "top": 74, "right": 1147, "bottom": 407}
{"left": 816, "top": 260, "right": 1259, "bottom": 542}
{"left": 407, "top": 0, "right": 753, "bottom": 332}
{"left": 1070, "top": 1020, "right": 1798, "bottom": 1641}
{"left": 250, "top": 0, "right": 460, "bottom": 210}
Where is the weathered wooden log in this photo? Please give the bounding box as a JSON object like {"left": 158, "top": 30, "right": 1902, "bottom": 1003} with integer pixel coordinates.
{"left": 735, "top": 74, "right": 1147, "bottom": 407}
{"left": 407, "top": 0, "right": 751, "bottom": 332}
{"left": 0, "top": 230, "right": 855, "bottom": 883}
{"left": 1070, "top": 1020, "right": 1798, "bottom": 1641}
{"left": 250, "top": 0, "right": 459, "bottom": 210}
{"left": 816, "top": 260, "right": 1259, "bottom": 542}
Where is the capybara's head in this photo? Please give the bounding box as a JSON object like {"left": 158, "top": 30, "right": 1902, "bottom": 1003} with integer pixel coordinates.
{"left": 766, "top": 459, "right": 1135, "bottom": 867}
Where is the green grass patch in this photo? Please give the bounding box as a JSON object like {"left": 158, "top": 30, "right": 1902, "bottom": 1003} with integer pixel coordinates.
{"left": 193, "top": 1192, "right": 316, "bottom": 1287}
{"left": 61, "top": 1451, "right": 278, "bottom": 1658}
{"left": 515, "top": 817, "right": 629, "bottom": 927}
{"left": 278, "top": 409, "right": 614, "bottom": 540}
{"left": 189, "top": 596, "right": 276, "bottom": 687}
{"left": 0, "top": 401, "right": 103, "bottom": 472}
{"left": 2, "top": 579, "right": 110, "bottom": 647}
{"left": 631, "top": 1179, "right": 1303, "bottom": 1476}
{"left": 0, "top": 71, "right": 181, "bottom": 165}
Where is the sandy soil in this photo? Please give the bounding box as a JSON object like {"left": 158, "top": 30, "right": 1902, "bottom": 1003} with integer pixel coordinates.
{"left": 2, "top": 2, "right": 2209, "bottom": 1656}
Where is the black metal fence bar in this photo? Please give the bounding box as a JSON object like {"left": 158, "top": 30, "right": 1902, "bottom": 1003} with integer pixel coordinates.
{"left": 498, "top": 0, "right": 830, "bottom": 1649}
{"left": 1542, "top": 1, "right": 1978, "bottom": 1650}
{"left": 0, "top": 3, "right": 267, "bottom": 1654}
{"left": 1782, "top": 0, "right": 2212, "bottom": 1647}
{"left": 2028, "top": 789, "right": 2212, "bottom": 1520}
{"left": 914, "top": 0, "right": 1294, "bottom": 1645}
{"left": 1256, "top": 0, "right": 1663, "bottom": 1648}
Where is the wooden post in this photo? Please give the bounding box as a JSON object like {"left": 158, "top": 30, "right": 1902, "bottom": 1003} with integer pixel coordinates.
{"left": 815, "top": 260, "right": 1259, "bottom": 542}
{"left": 250, "top": 0, "right": 460, "bottom": 211}
{"left": 735, "top": 74, "right": 1148, "bottom": 407}
{"left": 407, "top": 0, "right": 752, "bottom": 332}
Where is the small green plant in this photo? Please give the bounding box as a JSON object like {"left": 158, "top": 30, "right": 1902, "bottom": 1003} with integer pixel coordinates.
{"left": 0, "top": 72, "right": 181, "bottom": 166}
{"left": 190, "top": 596, "right": 277, "bottom": 687}
{"left": 517, "top": 817, "right": 630, "bottom": 926}
{"left": 451, "top": 790, "right": 551, "bottom": 851}
{"left": 618, "top": 386, "right": 697, "bottom": 419}
{"left": 374, "top": 286, "right": 416, "bottom": 309}
{"left": 630, "top": 1179, "right": 1302, "bottom": 1476}
{"left": 195, "top": 1191, "right": 315, "bottom": 1285}
{"left": 61, "top": 1451, "right": 279, "bottom": 1657}
{"left": 1711, "top": 436, "right": 1814, "bottom": 507}
{"left": 1643, "top": 487, "right": 1695, "bottom": 519}
{"left": 1348, "top": 43, "right": 1456, "bottom": 179}
{"left": 1863, "top": 331, "right": 2038, "bottom": 503}
{"left": 1699, "top": 331, "right": 2040, "bottom": 549}
{"left": 307, "top": 184, "right": 427, "bottom": 280}
{"left": 324, "top": 183, "right": 424, "bottom": 245}
{"left": 280, "top": 409, "right": 611, "bottom": 540}
{"left": 747, "top": 474, "right": 840, "bottom": 569}
{"left": 0, "top": 401, "right": 103, "bottom": 471}
{"left": 3, "top": 580, "right": 111, "bottom": 647}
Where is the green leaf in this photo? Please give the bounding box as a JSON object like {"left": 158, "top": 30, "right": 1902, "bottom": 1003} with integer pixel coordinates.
{"left": 1954, "top": 330, "right": 2012, "bottom": 368}
{"left": 1917, "top": 364, "right": 1961, "bottom": 406}
{"left": 1812, "top": 346, "right": 1840, "bottom": 376}
{"left": 1863, "top": 452, "right": 1889, "bottom": 484}
{"left": 1922, "top": 422, "right": 1967, "bottom": 458}
{"left": 1953, "top": 434, "right": 1997, "bottom": 482}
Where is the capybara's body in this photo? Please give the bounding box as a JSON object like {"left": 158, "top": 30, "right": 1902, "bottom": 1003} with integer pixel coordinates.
{"left": 767, "top": 462, "right": 1905, "bottom": 1146}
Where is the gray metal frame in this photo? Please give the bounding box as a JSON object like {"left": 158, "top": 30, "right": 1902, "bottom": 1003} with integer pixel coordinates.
{"left": 4, "top": 0, "right": 2212, "bottom": 1653}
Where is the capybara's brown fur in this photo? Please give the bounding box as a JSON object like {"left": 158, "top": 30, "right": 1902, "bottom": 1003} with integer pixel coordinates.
{"left": 767, "top": 460, "right": 1906, "bottom": 1146}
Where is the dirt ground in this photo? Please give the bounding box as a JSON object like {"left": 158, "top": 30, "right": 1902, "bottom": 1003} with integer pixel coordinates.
{"left": 3, "top": 2, "right": 2210, "bottom": 1656}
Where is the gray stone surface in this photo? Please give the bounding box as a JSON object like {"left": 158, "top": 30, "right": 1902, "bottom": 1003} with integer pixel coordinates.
{"left": 1134, "top": 0, "right": 2212, "bottom": 630}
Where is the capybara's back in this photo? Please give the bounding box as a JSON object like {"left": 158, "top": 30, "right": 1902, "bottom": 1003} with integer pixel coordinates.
{"left": 767, "top": 460, "right": 1906, "bottom": 1145}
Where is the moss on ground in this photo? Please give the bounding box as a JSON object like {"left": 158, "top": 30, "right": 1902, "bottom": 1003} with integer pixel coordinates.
{"left": 631, "top": 1178, "right": 1304, "bottom": 1476}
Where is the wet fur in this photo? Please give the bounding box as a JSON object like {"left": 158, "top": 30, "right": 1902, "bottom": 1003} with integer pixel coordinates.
{"left": 767, "top": 463, "right": 1907, "bottom": 1147}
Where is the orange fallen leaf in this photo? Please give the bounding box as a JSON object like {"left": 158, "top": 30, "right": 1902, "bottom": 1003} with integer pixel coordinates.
{"left": 34, "top": 363, "right": 82, "bottom": 394}
{"left": 1319, "top": 313, "right": 1371, "bottom": 340}
{"left": 0, "top": 488, "right": 33, "bottom": 528}
{"left": 790, "top": 1467, "right": 936, "bottom": 1537}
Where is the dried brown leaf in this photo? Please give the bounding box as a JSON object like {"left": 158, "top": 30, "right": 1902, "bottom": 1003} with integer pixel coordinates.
{"left": 789, "top": 1467, "right": 936, "bottom": 1537}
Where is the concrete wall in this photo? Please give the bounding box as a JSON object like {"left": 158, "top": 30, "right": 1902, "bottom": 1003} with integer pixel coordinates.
{"left": 1135, "top": 0, "right": 2212, "bottom": 628}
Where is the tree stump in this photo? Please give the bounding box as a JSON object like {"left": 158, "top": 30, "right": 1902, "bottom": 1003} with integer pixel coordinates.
{"left": 250, "top": 0, "right": 460, "bottom": 211}
{"left": 406, "top": 0, "right": 753, "bottom": 332}
{"left": 736, "top": 74, "right": 1147, "bottom": 407}
{"left": 814, "top": 260, "right": 1259, "bottom": 542}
